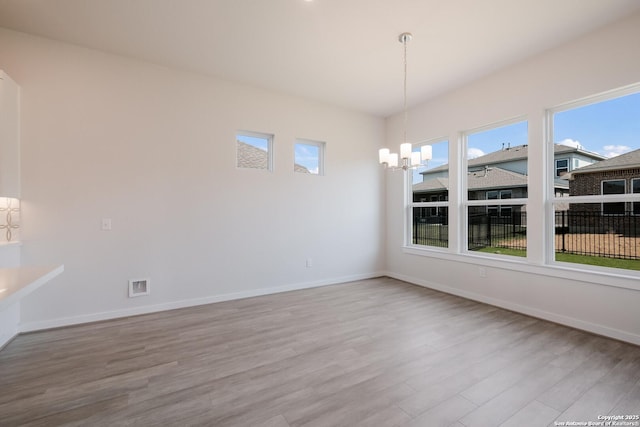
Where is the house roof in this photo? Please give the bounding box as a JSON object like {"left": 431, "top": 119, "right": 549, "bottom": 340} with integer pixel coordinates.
{"left": 413, "top": 166, "right": 570, "bottom": 194}
{"left": 413, "top": 177, "right": 450, "bottom": 192}
{"left": 414, "top": 167, "right": 528, "bottom": 193}
{"left": 422, "top": 144, "right": 605, "bottom": 175}
{"left": 237, "top": 141, "right": 269, "bottom": 169}
{"left": 570, "top": 148, "right": 640, "bottom": 174}
{"left": 236, "top": 141, "right": 310, "bottom": 172}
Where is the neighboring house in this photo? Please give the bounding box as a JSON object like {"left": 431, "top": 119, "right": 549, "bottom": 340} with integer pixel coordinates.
{"left": 236, "top": 140, "right": 310, "bottom": 173}
{"left": 414, "top": 144, "right": 605, "bottom": 221}
{"left": 568, "top": 148, "right": 640, "bottom": 216}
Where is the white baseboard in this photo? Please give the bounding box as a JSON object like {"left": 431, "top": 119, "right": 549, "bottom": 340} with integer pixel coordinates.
{"left": 0, "top": 302, "right": 19, "bottom": 349}
{"left": 386, "top": 271, "right": 640, "bottom": 346}
{"left": 19, "top": 272, "right": 385, "bottom": 333}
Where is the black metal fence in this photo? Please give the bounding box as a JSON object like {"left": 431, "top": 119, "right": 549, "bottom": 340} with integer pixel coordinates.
{"left": 413, "top": 209, "right": 640, "bottom": 260}
{"left": 468, "top": 212, "right": 527, "bottom": 252}
{"left": 412, "top": 209, "right": 448, "bottom": 248}
{"left": 555, "top": 210, "right": 639, "bottom": 260}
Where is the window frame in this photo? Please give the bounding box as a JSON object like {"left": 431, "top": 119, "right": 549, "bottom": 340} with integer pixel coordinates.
{"left": 462, "top": 117, "right": 529, "bottom": 257}
{"left": 406, "top": 138, "right": 450, "bottom": 250}
{"left": 294, "top": 138, "right": 325, "bottom": 176}
{"left": 236, "top": 130, "right": 274, "bottom": 172}
{"left": 547, "top": 83, "right": 640, "bottom": 275}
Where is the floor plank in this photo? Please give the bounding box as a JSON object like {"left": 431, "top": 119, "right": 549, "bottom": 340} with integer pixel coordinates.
{"left": 0, "top": 277, "right": 638, "bottom": 426}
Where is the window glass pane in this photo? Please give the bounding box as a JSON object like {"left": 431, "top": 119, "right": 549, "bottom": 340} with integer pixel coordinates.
{"left": 466, "top": 120, "right": 528, "bottom": 258}
{"left": 412, "top": 139, "right": 448, "bottom": 248}
{"left": 468, "top": 204, "right": 527, "bottom": 257}
{"left": 554, "top": 205, "right": 640, "bottom": 270}
{"left": 294, "top": 140, "right": 324, "bottom": 175}
{"left": 236, "top": 132, "right": 273, "bottom": 171}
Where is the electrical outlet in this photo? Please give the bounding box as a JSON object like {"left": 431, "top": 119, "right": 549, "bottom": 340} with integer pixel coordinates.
{"left": 306, "top": 258, "right": 313, "bottom": 268}
{"left": 479, "top": 267, "right": 487, "bottom": 278}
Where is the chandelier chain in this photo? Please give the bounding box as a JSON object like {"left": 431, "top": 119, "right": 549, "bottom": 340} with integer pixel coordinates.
{"left": 403, "top": 36, "right": 408, "bottom": 146}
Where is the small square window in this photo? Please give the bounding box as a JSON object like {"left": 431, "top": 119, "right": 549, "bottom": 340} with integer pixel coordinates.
{"left": 294, "top": 139, "right": 325, "bottom": 175}
{"left": 237, "top": 131, "right": 273, "bottom": 171}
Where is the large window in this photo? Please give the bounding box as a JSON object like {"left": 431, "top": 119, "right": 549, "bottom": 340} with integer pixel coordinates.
{"left": 409, "top": 139, "right": 449, "bottom": 248}
{"left": 404, "top": 84, "right": 639, "bottom": 280}
{"left": 550, "top": 87, "right": 640, "bottom": 271}
{"left": 464, "top": 120, "right": 528, "bottom": 258}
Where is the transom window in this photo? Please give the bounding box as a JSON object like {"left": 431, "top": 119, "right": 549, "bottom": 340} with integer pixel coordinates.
{"left": 294, "top": 139, "right": 325, "bottom": 175}
{"left": 236, "top": 131, "right": 273, "bottom": 171}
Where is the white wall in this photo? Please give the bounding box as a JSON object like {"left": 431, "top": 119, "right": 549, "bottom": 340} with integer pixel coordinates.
{"left": 386, "top": 12, "right": 640, "bottom": 345}
{"left": 0, "top": 28, "right": 386, "bottom": 330}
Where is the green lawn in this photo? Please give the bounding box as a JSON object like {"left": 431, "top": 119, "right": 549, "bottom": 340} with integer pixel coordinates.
{"left": 474, "top": 247, "right": 640, "bottom": 271}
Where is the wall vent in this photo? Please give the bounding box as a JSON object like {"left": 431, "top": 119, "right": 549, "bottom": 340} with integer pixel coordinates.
{"left": 128, "top": 278, "right": 150, "bottom": 297}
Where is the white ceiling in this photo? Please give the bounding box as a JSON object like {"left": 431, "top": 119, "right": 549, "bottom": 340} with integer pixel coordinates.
{"left": 0, "top": 0, "right": 639, "bottom": 117}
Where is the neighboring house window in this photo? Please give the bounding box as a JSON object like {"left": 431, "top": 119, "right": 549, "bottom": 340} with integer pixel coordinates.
{"left": 555, "top": 159, "right": 569, "bottom": 176}
{"left": 602, "top": 179, "right": 626, "bottom": 215}
{"left": 633, "top": 178, "right": 640, "bottom": 215}
{"left": 486, "top": 190, "right": 512, "bottom": 217}
{"left": 236, "top": 131, "right": 273, "bottom": 171}
{"left": 464, "top": 119, "right": 528, "bottom": 257}
{"left": 409, "top": 139, "right": 449, "bottom": 249}
{"left": 429, "top": 195, "right": 438, "bottom": 216}
{"left": 486, "top": 191, "right": 499, "bottom": 217}
{"left": 294, "top": 139, "right": 325, "bottom": 175}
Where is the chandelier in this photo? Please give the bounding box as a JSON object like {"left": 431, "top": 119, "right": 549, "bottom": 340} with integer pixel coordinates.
{"left": 379, "top": 32, "right": 432, "bottom": 171}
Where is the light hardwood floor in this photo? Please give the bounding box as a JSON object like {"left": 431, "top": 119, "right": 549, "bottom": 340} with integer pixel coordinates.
{"left": 1, "top": 277, "right": 639, "bottom": 426}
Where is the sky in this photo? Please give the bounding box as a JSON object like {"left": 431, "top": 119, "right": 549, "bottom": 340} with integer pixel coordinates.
{"left": 411, "top": 89, "right": 640, "bottom": 182}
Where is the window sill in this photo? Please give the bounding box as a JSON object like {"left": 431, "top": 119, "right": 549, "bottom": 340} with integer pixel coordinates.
{"left": 402, "top": 245, "right": 640, "bottom": 292}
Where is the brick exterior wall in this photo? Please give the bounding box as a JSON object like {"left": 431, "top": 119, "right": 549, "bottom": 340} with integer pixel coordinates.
{"left": 568, "top": 168, "right": 640, "bottom": 234}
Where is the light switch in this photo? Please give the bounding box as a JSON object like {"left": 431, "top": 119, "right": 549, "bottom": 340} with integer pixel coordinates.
{"left": 101, "top": 218, "right": 112, "bottom": 231}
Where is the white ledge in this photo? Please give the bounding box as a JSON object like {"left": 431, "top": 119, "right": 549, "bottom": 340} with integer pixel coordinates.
{"left": 0, "top": 265, "right": 64, "bottom": 311}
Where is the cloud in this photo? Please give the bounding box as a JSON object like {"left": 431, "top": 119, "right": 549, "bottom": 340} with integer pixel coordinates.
{"left": 557, "top": 138, "right": 583, "bottom": 149}
{"left": 467, "top": 148, "right": 485, "bottom": 159}
{"left": 602, "top": 145, "right": 632, "bottom": 158}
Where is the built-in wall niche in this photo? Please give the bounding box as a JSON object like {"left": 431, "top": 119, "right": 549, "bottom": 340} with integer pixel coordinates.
{"left": 0, "top": 70, "right": 20, "bottom": 199}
